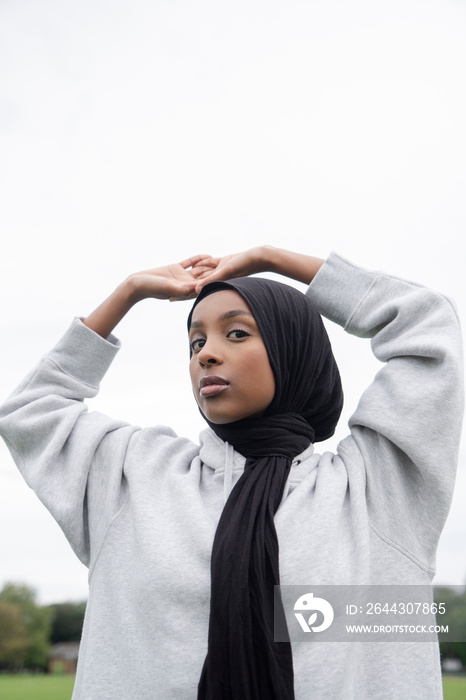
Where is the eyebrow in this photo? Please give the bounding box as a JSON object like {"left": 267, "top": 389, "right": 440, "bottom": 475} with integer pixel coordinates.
{"left": 190, "top": 309, "right": 254, "bottom": 330}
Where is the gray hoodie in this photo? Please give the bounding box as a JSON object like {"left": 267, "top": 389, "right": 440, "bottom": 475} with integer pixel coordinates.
{"left": 0, "top": 253, "right": 463, "bottom": 699}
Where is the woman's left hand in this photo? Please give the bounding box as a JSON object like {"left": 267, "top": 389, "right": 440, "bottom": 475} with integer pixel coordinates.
{"left": 193, "top": 246, "right": 326, "bottom": 289}
{"left": 193, "top": 246, "right": 272, "bottom": 292}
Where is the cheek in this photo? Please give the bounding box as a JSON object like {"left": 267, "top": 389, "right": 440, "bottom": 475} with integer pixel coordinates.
{"left": 189, "top": 359, "right": 199, "bottom": 391}
{"left": 245, "top": 348, "right": 275, "bottom": 397}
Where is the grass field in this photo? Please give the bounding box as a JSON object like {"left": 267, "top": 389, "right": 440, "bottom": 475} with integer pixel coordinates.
{"left": 0, "top": 674, "right": 75, "bottom": 700}
{"left": 443, "top": 675, "right": 466, "bottom": 700}
{"left": 0, "top": 674, "right": 464, "bottom": 698}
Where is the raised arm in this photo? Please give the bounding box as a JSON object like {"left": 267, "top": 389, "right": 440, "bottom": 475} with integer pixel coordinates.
{"left": 192, "top": 245, "right": 326, "bottom": 289}
{"left": 307, "top": 253, "right": 464, "bottom": 569}
{"left": 0, "top": 253, "right": 212, "bottom": 566}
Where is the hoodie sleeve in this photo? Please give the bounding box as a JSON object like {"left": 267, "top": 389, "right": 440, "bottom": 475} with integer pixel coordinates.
{"left": 306, "top": 252, "right": 464, "bottom": 571}
{"left": 0, "top": 318, "right": 143, "bottom": 568}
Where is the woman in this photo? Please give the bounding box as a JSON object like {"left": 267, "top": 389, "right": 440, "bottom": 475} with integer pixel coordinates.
{"left": 0, "top": 245, "right": 463, "bottom": 699}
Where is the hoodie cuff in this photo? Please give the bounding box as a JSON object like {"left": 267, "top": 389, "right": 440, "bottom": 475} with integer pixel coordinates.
{"left": 306, "top": 252, "right": 377, "bottom": 330}
{"left": 48, "top": 317, "right": 121, "bottom": 387}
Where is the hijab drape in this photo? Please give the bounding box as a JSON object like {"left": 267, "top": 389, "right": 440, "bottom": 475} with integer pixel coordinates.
{"left": 187, "top": 276, "right": 343, "bottom": 700}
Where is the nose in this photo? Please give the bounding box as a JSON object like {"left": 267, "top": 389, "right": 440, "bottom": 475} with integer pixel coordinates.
{"left": 197, "top": 338, "right": 223, "bottom": 367}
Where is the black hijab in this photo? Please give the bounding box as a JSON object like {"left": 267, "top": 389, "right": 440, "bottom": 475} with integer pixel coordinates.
{"left": 187, "top": 276, "right": 343, "bottom": 700}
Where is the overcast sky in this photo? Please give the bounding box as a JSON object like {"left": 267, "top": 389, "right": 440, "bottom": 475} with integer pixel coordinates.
{"left": 0, "top": 0, "right": 465, "bottom": 604}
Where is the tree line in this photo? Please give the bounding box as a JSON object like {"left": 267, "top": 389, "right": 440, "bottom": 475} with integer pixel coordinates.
{"left": 435, "top": 586, "right": 466, "bottom": 666}
{"left": 0, "top": 582, "right": 465, "bottom": 672}
{"left": 0, "top": 583, "right": 85, "bottom": 672}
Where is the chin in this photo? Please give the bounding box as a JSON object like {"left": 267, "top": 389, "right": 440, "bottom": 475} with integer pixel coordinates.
{"left": 203, "top": 406, "right": 264, "bottom": 425}
{"left": 203, "top": 411, "right": 239, "bottom": 425}
{"left": 196, "top": 395, "right": 266, "bottom": 425}
{"left": 198, "top": 402, "right": 243, "bottom": 425}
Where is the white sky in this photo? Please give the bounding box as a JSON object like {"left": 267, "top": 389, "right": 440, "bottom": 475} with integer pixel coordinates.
{"left": 0, "top": 0, "right": 465, "bottom": 604}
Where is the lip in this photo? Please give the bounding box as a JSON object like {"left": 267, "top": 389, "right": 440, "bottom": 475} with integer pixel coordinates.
{"left": 199, "top": 375, "right": 230, "bottom": 397}
{"left": 199, "top": 375, "right": 229, "bottom": 389}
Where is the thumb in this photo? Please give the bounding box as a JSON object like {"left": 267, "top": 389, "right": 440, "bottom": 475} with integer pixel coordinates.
{"left": 168, "top": 284, "right": 197, "bottom": 302}
{"left": 168, "top": 280, "right": 197, "bottom": 300}
{"left": 194, "top": 271, "right": 223, "bottom": 293}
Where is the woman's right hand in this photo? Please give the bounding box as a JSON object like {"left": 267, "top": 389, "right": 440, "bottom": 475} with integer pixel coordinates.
{"left": 128, "top": 255, "right": 214, "bottom": 302}
{"left": 83, "top": 254, "right": 212, "bottom": 338}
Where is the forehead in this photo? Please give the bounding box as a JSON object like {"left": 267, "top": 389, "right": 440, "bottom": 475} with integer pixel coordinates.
{"left": 190, "top": 289, "right": 254, "bottom": 327}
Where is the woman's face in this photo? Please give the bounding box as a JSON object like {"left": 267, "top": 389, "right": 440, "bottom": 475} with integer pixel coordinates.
{"left": 189, "top": 290, "right": 275, "bottom": 424}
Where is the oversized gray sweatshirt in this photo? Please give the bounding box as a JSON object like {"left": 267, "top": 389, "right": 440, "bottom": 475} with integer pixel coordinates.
{"left": 0, "top": 253, "right": 463, "bottom": 699}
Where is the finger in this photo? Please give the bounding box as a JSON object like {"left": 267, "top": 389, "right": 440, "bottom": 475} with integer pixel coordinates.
{"left": 179, "top": 254, "right": 213, "bottom": 270}
{"left": 192, "top": 260, "right": 217, "bottom": 271}
{"left": 192, "top": 257, "right": 217, "bottom": 266}
{"left": 169, "top": 291, "right": 198, "bottom": 302}
{"left": 168, "top": 279, "right": 198, "bottom": 300}
{"left": 194, "top": 270, "right": 225, "bottom": 292}
{"left": 191, "top": 265, "right": 216, "bottom": 279}
{"left": 193, "top": 268, "right": 217, "bottom": 279}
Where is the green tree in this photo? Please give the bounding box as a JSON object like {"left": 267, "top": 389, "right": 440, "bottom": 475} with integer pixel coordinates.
{"left": 50, "top": 601, "right": 87, "bottom": 643}
{"left": 0, "top": 582, "right": 52, "bottom": 670}
{"left": 0, "top": 601, "right": 29, "bottom": 670}
{"left": 434, "top": 586, "right": 466, "bottom": 666}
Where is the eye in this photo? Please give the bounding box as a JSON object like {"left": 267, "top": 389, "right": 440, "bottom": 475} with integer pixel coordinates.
{"left": 227, "top": 329, "right": 250, "bottom": 340}
{"left": 190, "top": 337, "right": 206, "bottom": 353}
